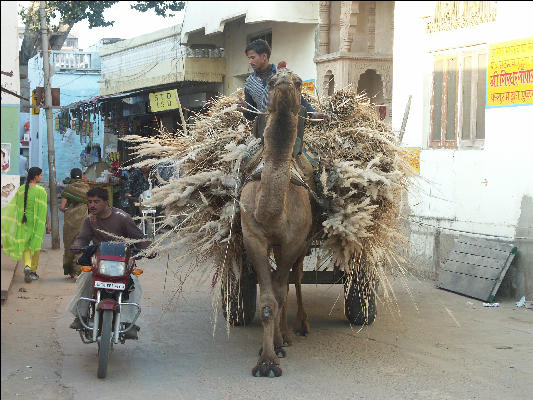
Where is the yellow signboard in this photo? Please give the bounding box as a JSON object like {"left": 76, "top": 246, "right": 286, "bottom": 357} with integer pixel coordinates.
{"left": 403, "top": 147, "right": 420, "bottom": 175}
{"left": 31, "top": 90, "right": 39, "bottom": 115}
{"left": 487, "top": 37, "right": 533, "bottom": 107}
{"left": 149, "top": 89, "right": 179, "bottom": 112}
{"left": 302, "top": 80, "right": 316, "bottom": 96}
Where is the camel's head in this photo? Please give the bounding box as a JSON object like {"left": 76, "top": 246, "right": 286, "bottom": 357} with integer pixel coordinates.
{"left": 267, "top": 68, "right": 302, "bottom": 114}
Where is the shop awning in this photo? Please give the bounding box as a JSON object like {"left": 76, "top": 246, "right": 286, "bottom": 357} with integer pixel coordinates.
{"left": 64, "top": 89, "right": 146, "bottom": 111}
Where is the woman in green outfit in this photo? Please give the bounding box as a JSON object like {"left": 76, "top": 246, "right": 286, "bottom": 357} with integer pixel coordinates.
{"left": 1, "top": 167, "right": 50, "bottom": 283}
{"left": 59, "top": 168, "right": 89, "bottom": 279}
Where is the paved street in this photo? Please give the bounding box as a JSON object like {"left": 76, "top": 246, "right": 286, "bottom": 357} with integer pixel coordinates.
{"left": 2, "top": 242, "right": 533, "bottom": 400}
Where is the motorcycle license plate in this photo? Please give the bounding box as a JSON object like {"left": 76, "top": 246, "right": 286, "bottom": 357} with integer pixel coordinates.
{"left": 94, "top": 281, "right": 125, "bottom": 290}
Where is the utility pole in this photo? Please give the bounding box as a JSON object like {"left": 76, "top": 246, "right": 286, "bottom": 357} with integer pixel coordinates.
{"left": 39, "top": 1, "right": 60, "bottom": 249}
{"left": 398, "top": 95, "right": 412, "bottom": 143}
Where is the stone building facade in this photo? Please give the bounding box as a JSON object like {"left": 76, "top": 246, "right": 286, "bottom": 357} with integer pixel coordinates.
{"left": 315, "top": 1, "right": 394, "bottom": 122}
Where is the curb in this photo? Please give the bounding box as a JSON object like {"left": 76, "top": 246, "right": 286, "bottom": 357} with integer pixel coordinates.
{"left": 1, "top": 251, "right": 19, "bottom": 303}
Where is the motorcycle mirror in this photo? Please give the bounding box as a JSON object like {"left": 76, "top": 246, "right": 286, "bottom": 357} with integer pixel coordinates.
{"left": 130, "top": 247, "right": 142, "bottom": 254}
{"left": 77, "top": 256, "right": 93, "bottom": 266}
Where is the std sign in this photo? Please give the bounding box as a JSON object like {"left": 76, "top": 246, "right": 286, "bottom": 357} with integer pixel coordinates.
{"left": 149, "top": 89, "right": 179, "bottom": 112}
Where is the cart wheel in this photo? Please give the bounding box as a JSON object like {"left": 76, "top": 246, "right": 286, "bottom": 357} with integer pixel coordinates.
{"left": 344, "top": 267, "right": 376, "bottom": 326}
{"left": 221, "top": 264, "right": 257, "bottom": 326}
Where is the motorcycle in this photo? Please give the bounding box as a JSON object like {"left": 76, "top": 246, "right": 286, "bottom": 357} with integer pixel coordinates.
{"left": 72, "top": 242, "right": 144, "bottom": 379}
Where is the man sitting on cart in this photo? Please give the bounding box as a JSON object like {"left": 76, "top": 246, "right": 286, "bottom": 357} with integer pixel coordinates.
{"left": 237, "top": 39, "right": 326, "bottom": 157}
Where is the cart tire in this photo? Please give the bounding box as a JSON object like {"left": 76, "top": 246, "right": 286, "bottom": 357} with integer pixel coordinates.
{"left": 97, "top": 310, "right": 113, "bottom": 379}
{"left": 344, "top": 270, "right": 376, "bottom": 326}
{"left": 222, "top": 266, "right": 257, "bottom": 326}
{"left": 145, "top": 219, "right": 153, "bottom": 238}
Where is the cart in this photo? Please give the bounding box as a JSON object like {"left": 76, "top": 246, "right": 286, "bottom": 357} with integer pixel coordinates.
{"left": 221, "top": 245, "right": 377, "bottom": 327}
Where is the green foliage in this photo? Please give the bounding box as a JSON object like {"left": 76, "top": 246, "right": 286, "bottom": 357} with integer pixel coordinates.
{"left": 49, "top": 1, "right": 119, "bottom": 28}
{"left": 19, "top": 1, "right": 184, "bottom": 33}
{"left": 130, "top": 1, "right": 184, "bottom": 17}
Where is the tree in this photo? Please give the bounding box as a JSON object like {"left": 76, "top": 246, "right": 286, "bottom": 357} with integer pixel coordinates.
{"left": 18, "top": 1, "right": 184, "bottom": 110}
{"left": 19, "top": 1, "right": 185, "bottom": 64}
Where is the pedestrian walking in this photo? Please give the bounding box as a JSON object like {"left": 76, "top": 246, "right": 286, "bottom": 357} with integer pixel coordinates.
{"left": 1, "top": 166, "right": 50, "bottom": 283}
{"left": 59, "top": 168, "right": 89, "bottom": 279}
{"left": 19, "top": 149, "right": 28, "bottom": 185}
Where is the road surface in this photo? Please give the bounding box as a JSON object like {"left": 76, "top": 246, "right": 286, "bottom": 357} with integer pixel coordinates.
{"left": 1, "top": 245, "right": 532, "bottom": 400}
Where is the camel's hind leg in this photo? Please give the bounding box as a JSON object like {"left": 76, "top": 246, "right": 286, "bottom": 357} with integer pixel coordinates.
{"left": 293, "top": 255, "right": 310, "bottom": 336}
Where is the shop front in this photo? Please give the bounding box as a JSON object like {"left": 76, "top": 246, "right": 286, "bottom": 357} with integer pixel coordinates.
{"left": 64, "top": 81, "right": 219, "bottom": 213}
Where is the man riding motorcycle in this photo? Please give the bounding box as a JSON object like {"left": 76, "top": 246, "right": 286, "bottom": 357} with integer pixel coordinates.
{"left": 67, "top": 187, "right": 153, "bottom": 339}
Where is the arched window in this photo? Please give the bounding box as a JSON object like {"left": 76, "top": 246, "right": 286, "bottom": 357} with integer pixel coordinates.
{"left": 356, "top": 69, "right": 384, "bottom": 105}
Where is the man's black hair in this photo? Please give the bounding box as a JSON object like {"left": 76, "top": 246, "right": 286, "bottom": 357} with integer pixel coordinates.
{"left": 87, "top": 187, "right": 109, "bottom": 201}
{"left": 70, "top": 168, "right": 82, "bottom": 179}
{"left": 245, "top": 39, "right": 271, "bottom": 59}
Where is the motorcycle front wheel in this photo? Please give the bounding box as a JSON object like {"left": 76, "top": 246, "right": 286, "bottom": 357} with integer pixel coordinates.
{"left": 97, "top": 309, "right": 113, "bottom": 379}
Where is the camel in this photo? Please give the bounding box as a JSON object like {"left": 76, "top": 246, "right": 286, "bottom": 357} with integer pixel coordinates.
{"left": 240, "top": 68, "right": 313, "bottom": 377}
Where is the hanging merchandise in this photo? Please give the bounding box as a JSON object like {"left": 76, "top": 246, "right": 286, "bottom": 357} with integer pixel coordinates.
{"left": 106, "top": 152, "right": 122, "bottom": 178}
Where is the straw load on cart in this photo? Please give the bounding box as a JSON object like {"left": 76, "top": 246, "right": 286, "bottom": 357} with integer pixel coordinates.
{"left": 122, "top": 87, "right": 414, "bottom": 324}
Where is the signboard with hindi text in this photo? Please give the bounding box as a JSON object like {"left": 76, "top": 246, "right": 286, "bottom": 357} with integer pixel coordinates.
{"left": 487, "top": 38, "right": 533, "bottom": 107}
{"left": 149, "top": 89, "right": 179, "bottom": 112}
{"left": 403, "top": 147, "right": 420, "bottom": 175}
{"left": 302, "top": 80, "right": 316, "bottom": 96}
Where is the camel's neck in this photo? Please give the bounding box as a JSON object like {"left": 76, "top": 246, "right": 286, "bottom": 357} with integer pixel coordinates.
{"left": 255, "top": 107, "right": 298, "bottom": 224}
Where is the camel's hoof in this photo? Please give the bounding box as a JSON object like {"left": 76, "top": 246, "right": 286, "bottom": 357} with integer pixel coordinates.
{"left": 294, "top": 322, "right": 310, "bottom": 337}
{"left": 281, "top": 333, "right": 292, "bottom": 346}
{"left": 252, "top": 361, "right": 282, "bottom": 378}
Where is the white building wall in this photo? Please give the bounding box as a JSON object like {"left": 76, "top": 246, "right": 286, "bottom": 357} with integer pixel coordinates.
{"left": 182, "top": 1, "right": 319, "bottom": 96}
{"left": 1, "top": 1, "right": 20, "bottom": 106}
{"left": 99, "top": 25, "right": 185, "bottom": 95}
{"left": 392, "top": 1, "right": 533, "bottom": 296}
{"left": 375, "top": 1, "right": 395, "bottom": 55}
{"left": 223, "top": 21, "right": 318, "bottom": 95}
{"left": 181, "top": 1, "right": 318, "bottom": 41}
{"left": 1, "top": 0, "right": 21, "bottom": 183}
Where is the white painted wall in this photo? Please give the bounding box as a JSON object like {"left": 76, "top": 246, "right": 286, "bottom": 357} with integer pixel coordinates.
{"left": 392, "top": 2, "right": 533, "bottom": 287}
{"left": 181, "top": 1, "right": 318, "bottom": 96}
{"left": 223, "top": 21, "right": 318, "bottom": 95}
{"left": 99, "top": 25, "right": 185, "bottom": 95}
{"left": 181, "top": 1, "right": 318, "bottom": 42}
{"left": 1, "top": 0, "right": 20, "bottom": 105}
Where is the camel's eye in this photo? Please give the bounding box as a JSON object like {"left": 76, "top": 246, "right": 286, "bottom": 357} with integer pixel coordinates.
{"left": 294, "top": 79, "right": 302, "bottom": 89}
{"left": 268, "top": 79, "right": 275, "bottom": 89}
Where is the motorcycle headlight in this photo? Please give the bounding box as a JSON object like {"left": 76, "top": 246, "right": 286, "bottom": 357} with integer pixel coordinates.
{"left": 98, "top": 260, "right": 126, "bottom": 277}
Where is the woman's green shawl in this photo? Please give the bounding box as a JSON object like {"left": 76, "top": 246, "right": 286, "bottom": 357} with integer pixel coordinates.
{"left": 61, "top": 179, "right": 88, "bottom": 205}
{"left": 1, "top": 184, "right": 48, "bottom": 260}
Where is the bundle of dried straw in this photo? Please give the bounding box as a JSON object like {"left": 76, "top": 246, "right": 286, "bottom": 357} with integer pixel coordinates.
{"left": 122, "top": 87, "right": 413, "bottom": 312}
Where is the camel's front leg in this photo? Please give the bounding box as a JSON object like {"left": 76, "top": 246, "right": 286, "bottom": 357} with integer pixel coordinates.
{"left": 243, "top": 240, "right": 282, "bottom": 377}
{"left": 255, "top": 278, "right": 282, "bottom": 377}
{"left": 293, "top": 255, "right": 310, "bottom": 336}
